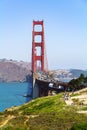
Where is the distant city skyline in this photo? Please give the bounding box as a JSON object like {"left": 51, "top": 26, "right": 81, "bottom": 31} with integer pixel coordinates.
{"left": 0, "top": 0, "right": 87, "bottom": 70}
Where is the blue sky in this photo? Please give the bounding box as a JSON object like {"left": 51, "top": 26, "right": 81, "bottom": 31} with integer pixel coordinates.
{"left": 0, "top": 0, "right": 87, "bottom": 70}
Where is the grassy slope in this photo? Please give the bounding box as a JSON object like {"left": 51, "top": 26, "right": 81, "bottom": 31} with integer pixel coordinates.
{"left": 0, "top": 93, "right": 87, "bottom": 130}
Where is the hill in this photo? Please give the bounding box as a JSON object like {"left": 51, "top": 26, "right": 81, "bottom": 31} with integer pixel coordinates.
{"left": 53, "top": 69, "right": 87, "bottom": 81}
{"left": 0, "top": 59, "right": 31, "bottom": 82}
{"left": 70, "top": 69, "right": 87, "bottom": 77}
{"left": 0, "top": 90, "right": 87, "bottom": 129}
{"left": 0, "top": 59, "right": 87, "bottom": 82}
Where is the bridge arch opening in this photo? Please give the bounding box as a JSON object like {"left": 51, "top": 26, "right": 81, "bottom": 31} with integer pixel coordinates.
{"left": 35, "top": 35, "right": 42, "bottom": 43}
{"left": 36, "top": 47, "right": 41, "bottom": 56}
{"left": 34, "top": 25, "right": 42, "bottom": 32}
{"left": 36, "top": 60, "right": 41, "bottom": 71}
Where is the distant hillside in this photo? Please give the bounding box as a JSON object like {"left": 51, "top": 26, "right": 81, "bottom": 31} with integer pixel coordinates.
{"left": 53, "top": 69, "right": 87, "bottom": 81}
{"left": 70, "top": 69, "right": 87, "bottom": 77}
{"left": 0, "top": 59, "right": 87, "bottom": 82}
{"left": 0, "top": 59, "right": 31, "bottom": 82}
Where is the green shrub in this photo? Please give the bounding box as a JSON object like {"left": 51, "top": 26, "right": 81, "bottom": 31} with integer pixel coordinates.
{"left": 81, "top": 106, "right": 87, "bottom": 110}
{"left": 70, "top": 122, "right": 87, "bottom": 130}
{"left": 2, "top": 126, "right": 13, "bottom": 130}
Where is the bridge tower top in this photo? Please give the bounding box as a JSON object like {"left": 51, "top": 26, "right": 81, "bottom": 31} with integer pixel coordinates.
{"left": 32, "top": 20, "right": 45, "bottom": 72}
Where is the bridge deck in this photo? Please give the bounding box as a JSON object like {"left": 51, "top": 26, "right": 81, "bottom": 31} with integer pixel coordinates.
{"left": 35, "top": 79, "right": 68, "bottom": 97}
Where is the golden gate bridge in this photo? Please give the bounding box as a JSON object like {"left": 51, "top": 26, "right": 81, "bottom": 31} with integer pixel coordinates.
{"left": 32, "top": 20, "right": 48, "bottom": 72}
{"left": 31, "top": 20, "right": 68, "bottom": 98}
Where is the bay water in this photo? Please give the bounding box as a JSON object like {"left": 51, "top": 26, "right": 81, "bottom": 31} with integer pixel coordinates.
{"left": 0, "top": 82, "right": 32, "bottom": 112}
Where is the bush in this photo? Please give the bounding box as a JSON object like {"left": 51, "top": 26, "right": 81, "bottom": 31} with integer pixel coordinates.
{"left": 3, "top": 126, "right": 13, "bottom": 130}
{"left": 70, "top": 122, "right": 87, "bottom": 130}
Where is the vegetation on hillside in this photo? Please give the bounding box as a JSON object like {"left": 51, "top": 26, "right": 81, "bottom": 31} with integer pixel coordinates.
{"left": 0, "top": 93, "right": 87, "bottom": 130}
{"left": 68, "top": 73, "right": 87, "bottom": 91}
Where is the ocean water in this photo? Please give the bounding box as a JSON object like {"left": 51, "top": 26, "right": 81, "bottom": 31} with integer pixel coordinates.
{"left": 0, "top": 82, "right": 32, "bottom": 112}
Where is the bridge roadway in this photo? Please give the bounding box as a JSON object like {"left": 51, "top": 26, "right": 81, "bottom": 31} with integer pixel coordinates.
{"left": 35, "top": 78, "right": 68, "bottom": 97}
{"left": 32, "top": 71, "right": 69, "bottom": 98}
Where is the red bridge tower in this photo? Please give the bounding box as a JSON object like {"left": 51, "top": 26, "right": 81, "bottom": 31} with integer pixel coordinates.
{"left": 32, "top": 20, "right": 45, "bottom": 72}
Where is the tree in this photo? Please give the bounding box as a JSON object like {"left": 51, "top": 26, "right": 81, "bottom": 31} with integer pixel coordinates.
{"left": 68, "top": 73, "right": 87, "bottom": 91}
{"left": 79, "top": 73, "right": 85, "bottom": 82}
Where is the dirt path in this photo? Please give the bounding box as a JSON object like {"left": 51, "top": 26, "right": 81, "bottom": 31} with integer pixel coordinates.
{"left": 65, "top": 97, "right": 73, "bottom": 105}
{"left": 0, "top": 115, "right": 14, "bottom": 128}
{"left": 73, "top": 87, "right": 87, "bottom": 94}
{"left": 64, "top": 88, "right": 87, "bottom": 114}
